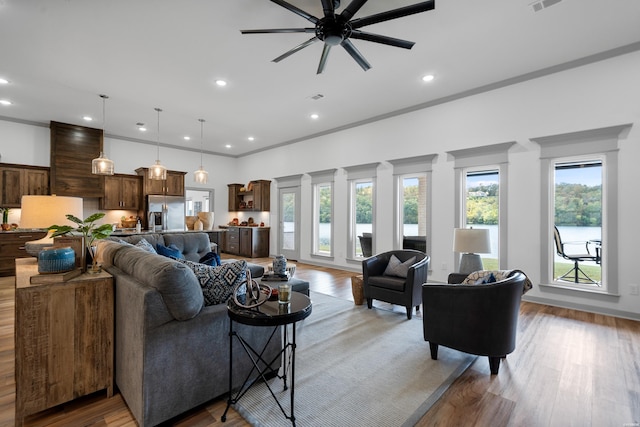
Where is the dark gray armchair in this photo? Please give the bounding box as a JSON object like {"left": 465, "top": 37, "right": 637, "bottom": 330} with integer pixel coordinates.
{"left": 422, "top": 272, "right": 526, "bottom": 374}
{"left": 362, "top": 250, "right": 429, "bottom": 319}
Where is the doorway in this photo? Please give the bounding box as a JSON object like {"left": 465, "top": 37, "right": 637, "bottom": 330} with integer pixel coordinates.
{"left": 278, "top": 187, "right": 300, "bottom": 261}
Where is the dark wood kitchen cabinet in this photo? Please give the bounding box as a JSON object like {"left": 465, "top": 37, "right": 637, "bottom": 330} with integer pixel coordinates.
{"left": 0, "top": 164, "right": 49, "bottom": 208}
{"left": 228, "top": 180, "right": 271, "bottom": 211}
{"left": 101, "top": 174, "right": 141, "bottom": 210}
{"left": 225, "top": 226, "right": 269, "bottom": 258}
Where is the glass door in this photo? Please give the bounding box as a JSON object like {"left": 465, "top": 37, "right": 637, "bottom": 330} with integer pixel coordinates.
{"left": 278, "top": 187, "right": 300, "bottom": 261}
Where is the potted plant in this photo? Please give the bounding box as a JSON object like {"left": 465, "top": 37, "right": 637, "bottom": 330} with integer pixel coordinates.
{"left": 48, "top": 212, "right": 114, "bottom": 273}
{"left": 1, "top": 208, "right": 9, "bottom": 230}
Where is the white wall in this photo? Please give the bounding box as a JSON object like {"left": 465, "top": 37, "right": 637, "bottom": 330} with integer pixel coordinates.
{"left": 2, "top": 50, "right": 639, "bottom": 319}
{"left": 236, "top": 50, "right": 640, "bottom": 319}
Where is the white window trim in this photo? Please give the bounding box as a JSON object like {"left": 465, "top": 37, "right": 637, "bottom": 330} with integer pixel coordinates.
{"left": 309, "top": 169, "right": 337, "bottom": 259}
{"left": 344, "top": 163, "right": 379, "bottom": 261}
{"left": 532, "top": 124, "right": 631, "bottom": 297}
{"left": 389, "top": 154, "right": 436, "bottom": 254}
{"left": 448, "top": 142, "right": 515, "bottom": 271}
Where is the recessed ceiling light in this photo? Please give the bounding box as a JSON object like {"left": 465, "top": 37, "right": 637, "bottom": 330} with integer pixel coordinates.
{"left": 310, "top": 113, "right": 319, "bottom": 120}
{"left": 225, "top": 144, "right": 232, "bottom": 149}
{"left": 0, "top": 78, "right": 9, "bottom": 85}
{"left": 184, "top": 136, "right": 191, "bottom": 141}
{"left": 248, "top": 136, "right": 255, "bottom": 141}
{"left": 216, "top": 79, "right": 227, "bottom": 87}
{"left": 83, "top": 116, "right": 93, "bottom": 121}
{"left": 138, "top": 126, "right": 147, "bottom": 132}
{"left": 0, "top": 99, "right": 12, "bottom": 106}
{"left": 422, "top": 74, "right": 435, "bottom": 82}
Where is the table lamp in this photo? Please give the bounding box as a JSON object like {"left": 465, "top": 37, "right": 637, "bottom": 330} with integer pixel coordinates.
{"left": 453, "top": 228, "right": 491, "bottom": 275}
{"left": 20, "top": 195, "right": 84, "bottom": 256}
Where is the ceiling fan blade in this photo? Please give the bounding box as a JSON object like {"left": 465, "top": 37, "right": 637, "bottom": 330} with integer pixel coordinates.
{"left": 340, "top": 0, "right": 368, "bottom": 21}
{"left": 340, "top": 39, "right": 371, "bottom": 71}
{"left": 241, "top": 28, "right": 315, "bottom": 34}
{"left": 317, "top": 44, "right": 332, "bottom": 74}
{"left": 320, "top": 0, "right": 336, "bottom": 17}
{"left": 270, "top": 0, "right": 319, "bottom": 24}
{"left": 272, "top": 37, "right": 319, "bottom": 63}
{"left": 350, "top": 0, "right": 435, "bottom": 29}
{"left": 350, "top": 31, "right": 415, "bottom": 49}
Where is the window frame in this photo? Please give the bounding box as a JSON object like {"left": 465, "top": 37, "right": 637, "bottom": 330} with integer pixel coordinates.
{"left": 389, "top": 154, "right": 436, "bottom": 254}
{"left": 532, "top": 124, "right": 629, "bottom": 296}
{"left": 448, "top": 142, "right": 514, "bottom": 272}
{"left": 549, "top": 154, "right": 605, "bottom": 289}
{"left": 344, "top": 163, "right": 379, "bottom": 261}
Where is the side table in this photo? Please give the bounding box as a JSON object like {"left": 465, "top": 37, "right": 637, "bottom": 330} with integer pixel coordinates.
{"left": 221, "top": 292, "right": 312, "bottom": 426}
{"left": 14, "top": 258, "right": 114, "bottom": 426}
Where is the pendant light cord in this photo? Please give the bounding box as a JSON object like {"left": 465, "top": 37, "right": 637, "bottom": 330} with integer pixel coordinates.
{"left": 199, "top": 118, "right": 205, "bottom": 167}
{"left": 155, "top": 107, "right": 162, "bottom": 161}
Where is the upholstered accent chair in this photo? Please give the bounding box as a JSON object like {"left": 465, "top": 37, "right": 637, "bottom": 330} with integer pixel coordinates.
{"left": 362, "top": 250, "right": 429, "bottom": 319}
{"left": 358, "top": 234, "right": 373, "bottom": 258}
{"left": 422, "top": 271, "right": 527, "bottom": 374}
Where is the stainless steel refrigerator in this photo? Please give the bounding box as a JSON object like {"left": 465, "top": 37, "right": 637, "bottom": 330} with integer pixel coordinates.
{"left": 147, "top": 195, "right": 186, "bottom": 231}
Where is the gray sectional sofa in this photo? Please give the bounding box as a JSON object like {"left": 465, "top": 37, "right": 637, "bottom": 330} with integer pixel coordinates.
{"left": 98, "top": 232, "right": 281, "bottom": 426}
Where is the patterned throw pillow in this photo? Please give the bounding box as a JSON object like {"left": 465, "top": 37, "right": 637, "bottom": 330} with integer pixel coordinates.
{"left": 135, "top": 238, "right": 157, "bottom": 254}
{"left": 383, "top": 254, "right": 416, "bottom": 278}
{"left": 175, "top": 258, "right": 247, "bottom": 306}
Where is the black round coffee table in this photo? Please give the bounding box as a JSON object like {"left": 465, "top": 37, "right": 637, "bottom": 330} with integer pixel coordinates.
{"left": 221, "top": 292, "right": 312, "bottom": 426}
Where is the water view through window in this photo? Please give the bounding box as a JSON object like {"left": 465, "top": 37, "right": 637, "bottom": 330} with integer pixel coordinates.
{"left": 553, "top": 159, "right": 602, "bottom": 285}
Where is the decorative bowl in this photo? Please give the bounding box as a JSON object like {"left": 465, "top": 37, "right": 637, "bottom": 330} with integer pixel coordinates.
{"left": 121, "top": 219, "right": 137, "bottom": 228}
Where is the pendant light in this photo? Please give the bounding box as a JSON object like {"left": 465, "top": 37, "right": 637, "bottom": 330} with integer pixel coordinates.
{"left": 148, "top": 107, "right": 167, "bottom": 180}
{"left": 193, "top": 118, "right": 209, "bottom": 184}
{"left": 91, "top": 94, "right": 115, "bottom": 175}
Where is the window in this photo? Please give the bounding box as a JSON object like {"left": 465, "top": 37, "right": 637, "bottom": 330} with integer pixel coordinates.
{"left": 352, "top": 179, "right": 373, "bottom": 257}
{"left": 532, "top": 124, "right": 629, "bottom": 295}
{"left": 389, "top": 154, "right": 436, "bottom": 253}
{"left": 313, "top": 182, "right": 333, "bottom": 256}
{"left": 464, "top": 168, "right": 499, "bottom": 270}
{"left": 345, "top": 163, "right": 379, "bottom": 260}
{"left": 309, "top": 169, "right": 336, "bottom": 258}
{"left": 552, "top": 158, "right": 603, "bottom": 286}
{"left": 448, "top": 142, "right": 514, "bottom": 272}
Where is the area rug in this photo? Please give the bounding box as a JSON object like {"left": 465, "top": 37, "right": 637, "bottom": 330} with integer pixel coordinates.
{"left": 234, "top": 291, "right": 476, "bottom": 427}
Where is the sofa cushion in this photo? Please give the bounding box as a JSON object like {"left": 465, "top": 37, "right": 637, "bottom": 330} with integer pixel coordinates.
{"left": 135, "top": 238, "right": 158, "bottom": 253}
{"left": 163, "top": 233, "right": 211, "bottom": 262}
{"left": 157, "top": 243, "right": 184, "bottom": 259}
{"left": 383, "top": 254, "right": 416, "bottom": 278}
{"left": 176, "top": 259, "right": 247, "bottom": 306}
{"left": 109, "top": 243, "right": 203, "bottom": 320}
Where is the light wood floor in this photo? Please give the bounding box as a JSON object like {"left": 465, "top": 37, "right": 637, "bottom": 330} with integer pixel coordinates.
{"left": 1, "top": 256, "right": 639, "bottom": 427}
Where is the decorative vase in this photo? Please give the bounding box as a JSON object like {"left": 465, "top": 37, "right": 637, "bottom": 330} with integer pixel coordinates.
{"left": 38, "top": 246, "right": 76, "bottom": 274}
{"left": 1, "top": 223, "right": 10, "bottom": 231}
{"left": 194, "top": 218, "right": 204, "bottom": 231}
{"left": 197, "top": 212, "right": 214, "bottom": 230}
{"left": 273, "top": 254, "right": 287, "bottom": 275}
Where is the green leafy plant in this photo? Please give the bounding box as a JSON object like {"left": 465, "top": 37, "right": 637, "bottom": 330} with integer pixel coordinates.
{"left": 48, "top": 212, "right": 114, "bottom": 249}
{"left": 1, "top": 207, "right": 9, "bottom": 224}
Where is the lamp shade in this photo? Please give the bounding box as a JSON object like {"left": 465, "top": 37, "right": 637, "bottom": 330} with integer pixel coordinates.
{"left": 453, "top": 228, "right": 491, "bottom": 254}
{"left": 20, "top": 195, "right": 84, "bottom": 229}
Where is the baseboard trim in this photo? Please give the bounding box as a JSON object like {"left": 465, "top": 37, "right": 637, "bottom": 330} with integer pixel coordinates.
{"left": 523, "top": 295, "right": 640, "bottom": 321}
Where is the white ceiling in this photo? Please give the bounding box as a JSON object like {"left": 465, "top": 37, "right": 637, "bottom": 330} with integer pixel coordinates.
{"left": 1, "top": 0, "right": 639, "bottom": 157}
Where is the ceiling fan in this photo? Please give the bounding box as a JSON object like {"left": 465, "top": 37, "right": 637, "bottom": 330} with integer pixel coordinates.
{"left": 241, "top": 0, "right": 435, "bottom": 74}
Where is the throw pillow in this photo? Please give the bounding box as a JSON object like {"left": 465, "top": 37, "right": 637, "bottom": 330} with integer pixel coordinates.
{"left": 199, "top": 251, "right": 221, "bottom": 266}
{"left": 157, "top": 243, "right": 184, "bottom": 259}
{"left": 474, "top": 272, "right": 497, "bottom": 284}
{"left": 175, "top": 258, "right": 247, "bottom": 306}
{"left": 383, "top": 254, "right": 416, "bottom": 278}
{"left": 135, "top": 238, "right": 157, "bottom": 254}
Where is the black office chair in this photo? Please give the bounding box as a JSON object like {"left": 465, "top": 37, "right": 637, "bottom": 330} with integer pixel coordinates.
{"left": 553, "top": 226, "right": 601, "bottom": 284}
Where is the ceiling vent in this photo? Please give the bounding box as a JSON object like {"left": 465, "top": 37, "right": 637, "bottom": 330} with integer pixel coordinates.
{"left": 531, "top": 0, "right": 562, "bottom": 12}
{"left": 310, "top": 94, "right": 324, "bottom": 100}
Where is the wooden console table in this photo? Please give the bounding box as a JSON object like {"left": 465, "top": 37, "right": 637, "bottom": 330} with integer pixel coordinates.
{"left": 14, "top": 258, "right": 114, "bottom": 426}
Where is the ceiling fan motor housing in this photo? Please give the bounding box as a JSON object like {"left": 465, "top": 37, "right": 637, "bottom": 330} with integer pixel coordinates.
{"left": 316, "top": 16, "right": 352, "bottom": 45}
